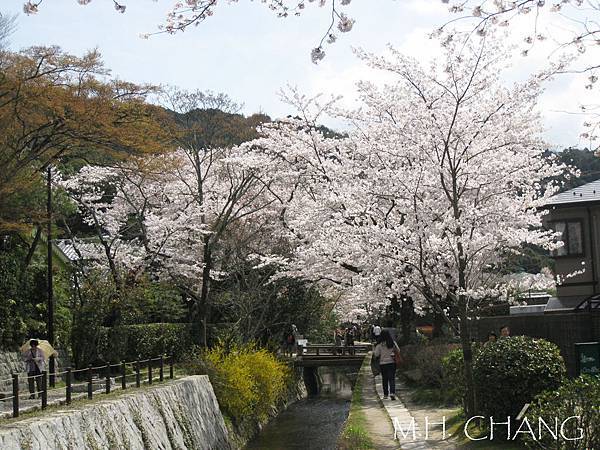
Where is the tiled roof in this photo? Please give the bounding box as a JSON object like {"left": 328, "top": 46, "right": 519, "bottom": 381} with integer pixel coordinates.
{"left": 546, "top": 179, "right": 600, "bottom": 206}
{"left": 54, "top": 239, "right": 101, "bottom": 262}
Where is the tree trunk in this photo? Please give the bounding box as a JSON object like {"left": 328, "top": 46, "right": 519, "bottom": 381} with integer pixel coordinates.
{"left": 459, "top": 308, "right": 476, "bottom": 417}
{"left": 20, "top": 225, "right": 42, "bottom": 283}
{"left": 399, "top": 295, "right": 416, "bottom": 345}
{"left": 432, "top": 308, "right": 446, "bottom": 339}
{"left": 198, "top": 236, "right": 212, "bottom": 347}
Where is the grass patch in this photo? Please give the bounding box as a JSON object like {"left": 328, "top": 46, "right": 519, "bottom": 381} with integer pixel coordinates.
{"left": 446, "top": 410, "right": 526, "bottom": 449}
{"left": 408, "top": 386, "right": 457, "bottom": 407}
{"left": 337, "top": 363, "right": 375, "bottom": 450}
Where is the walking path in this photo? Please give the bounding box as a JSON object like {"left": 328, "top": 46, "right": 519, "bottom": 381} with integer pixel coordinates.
{"left": 357, "top": 364, "right": 400, "bottom": 450}
{"left": 372, "top": 373, "right": 457, "bottom": 449}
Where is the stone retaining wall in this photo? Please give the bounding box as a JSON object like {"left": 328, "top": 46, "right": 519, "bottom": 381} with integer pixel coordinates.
{"left": 0, "top": 375, "right": 232, "bottom": 450}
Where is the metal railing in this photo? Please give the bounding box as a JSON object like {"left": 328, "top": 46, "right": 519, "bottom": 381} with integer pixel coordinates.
{"left": 5, "top": 355, "right": 175, "bottom": 419}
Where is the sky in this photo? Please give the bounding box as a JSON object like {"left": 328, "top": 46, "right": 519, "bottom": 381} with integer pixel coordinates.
{"left": 4, "top": 0, "right": 600, "bottom": 150}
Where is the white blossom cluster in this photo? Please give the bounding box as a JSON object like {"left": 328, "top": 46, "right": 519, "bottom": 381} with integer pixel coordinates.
{"left": 239, "top": 37, "right": 570, "bottom": 326}
{"left": 444, "top": 0, "right": 600, "bottom": 150}
{"left": 60, "top": 147, "right": 273, "bottom": 296}
{"left": 23, "top": 0, "right": 354, "bottom": 63}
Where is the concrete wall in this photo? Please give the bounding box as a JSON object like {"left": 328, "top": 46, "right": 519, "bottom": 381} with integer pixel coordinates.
{"left": 0, "top": 375, "right": 232, "bottom": 450}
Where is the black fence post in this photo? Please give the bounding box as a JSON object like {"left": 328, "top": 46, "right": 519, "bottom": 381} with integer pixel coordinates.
{"left": 49, "top": 355, "right": 56, "bottom": 388}
{"left": 121, "top": 361, "right": 126, "bottom": 390}
{"left": 135, "top": 360, "right": 140, "bottom": 388}
{"left": 41, "top": 371, "right": 48, "bottom": 409}
{"left": 169, "top": 355, "right": 174, "bottom": 380}
{"left": 148, "top": 360, "right": 153, "bottom": 385}
{"left": 87, "top": 365, "right": 93, "bottom": 399}
{"left": 66, "top": 367, "right": 72, "bottom": 405}
{"left": 159, "top": 355, "right": 164, "bottom": 382}
{"left": 12, "top": 374, "right": 19, "bottom": 418}
{"left": 105, "top": 363, "right": 111, "bottom": 394}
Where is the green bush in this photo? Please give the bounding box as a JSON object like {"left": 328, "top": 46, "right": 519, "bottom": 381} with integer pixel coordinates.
{"left": 97, "top": 323, "right": 193, "bottom": 364}
{"left": 400, "top": 343, "right": 458, "bottom": 388}
{"left": 441, "top": 348, "right": 465, "bottom": 406}
{"left": 522, "top": 375, "right": 600, "bottom": 449}
{"left": 473, "top": 336, "right": 566, "bottom": 422}
{"left": 203, "top": 343, "right": 291, "bottom": 423}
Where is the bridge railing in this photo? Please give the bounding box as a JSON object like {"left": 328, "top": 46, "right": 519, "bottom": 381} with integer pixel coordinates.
{"left": 296, "top": 344, "right": 372, "bottom": 357}
{"left": 2, "top": 355, "right": 175, "bottom": 419}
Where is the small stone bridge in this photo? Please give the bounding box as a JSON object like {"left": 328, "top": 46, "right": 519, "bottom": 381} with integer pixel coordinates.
{"left": 294, "top": 344, "right": 372, "bottom": 395}
{"left": 294, "top": 344, "right": 372, "bottom": 367}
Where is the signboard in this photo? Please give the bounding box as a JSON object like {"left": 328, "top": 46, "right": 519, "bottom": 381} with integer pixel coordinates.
{"left": 575, "top": 342, "right": 600, "bottom": 376}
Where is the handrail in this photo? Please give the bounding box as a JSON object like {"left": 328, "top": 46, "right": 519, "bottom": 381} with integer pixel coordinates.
{"left": 6, "top": 354, "right": 176, "bottom": 419}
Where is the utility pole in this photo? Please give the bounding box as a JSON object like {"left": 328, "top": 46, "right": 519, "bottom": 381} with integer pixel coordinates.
{"left": 47, "top": 167, "right": 55, "bottom": 386}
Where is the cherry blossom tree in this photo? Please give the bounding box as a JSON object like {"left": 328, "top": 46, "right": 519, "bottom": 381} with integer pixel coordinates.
{"left": 244, "top": 36, "right": 569, "bottom": 414}
{"left": 62, "top": 140, "right": 275, "bottom": 345}
{"left": 22, "top": 0, "right": 355, "bottom": 63}
{"left": 444, "top": 0, "right": 600, "bottom": 150}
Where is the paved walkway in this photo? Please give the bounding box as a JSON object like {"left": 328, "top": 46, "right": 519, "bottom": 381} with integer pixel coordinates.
{"left": 373, "top": 373, "right": 457, "bottom": 449}
{"left": 357, "top": 364, "right": 400, "bottom": 449}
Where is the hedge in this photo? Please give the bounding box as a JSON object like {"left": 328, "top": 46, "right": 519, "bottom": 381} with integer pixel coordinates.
{"left": 97, "top": 323, "right": 193, "bottom": 363}
{"left": 523, "top": 375, "right": 600, "bottom": 449}
{"left": 473, "top": 336, "right": 566, "bottom": 424}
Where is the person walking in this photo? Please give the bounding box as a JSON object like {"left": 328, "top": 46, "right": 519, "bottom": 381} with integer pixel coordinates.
{"left": 373, "top": 329, "right": 400, "bottom": 400}
{"left": 372, "top": 325, "right": 382, "bottom": 344}
{"left": 22, "top": 339, "right": 46, "bottom": 399}
{"left": 334, "top": 329, "right": 343, "bottom": 354}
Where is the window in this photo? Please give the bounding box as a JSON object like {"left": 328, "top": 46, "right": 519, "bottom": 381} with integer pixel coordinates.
{"left": 551, "top": 220, "right": 583, "bottom": 256}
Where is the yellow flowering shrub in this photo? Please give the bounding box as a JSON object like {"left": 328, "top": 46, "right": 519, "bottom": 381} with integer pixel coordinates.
{"left": 203, "top": 343, "right": 291, "bottom": 422}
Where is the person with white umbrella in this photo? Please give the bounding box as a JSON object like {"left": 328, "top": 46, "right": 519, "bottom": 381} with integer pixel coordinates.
{"left": 21, "top": 339, "right": 47, "bottom": 399}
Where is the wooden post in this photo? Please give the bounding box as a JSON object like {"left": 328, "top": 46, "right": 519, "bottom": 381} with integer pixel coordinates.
{"left": 105, "top": 363, "right": 111, "bottom": 394}
{"left": 159, "top": 355, "right": 164, "bottom": 382}
{"left": 169, "top": 355, "right": 174, "bottom": 380}
{"left": 46, "top": 167, "right": 54, "bottom": 370}
{"left": 66, "top": 367, "right": 72, "bottom": 405}
{"left": 49, "top": 354, "right": 56, "bottom": 388}
{"left": 148, "top": 360, "right": 153, "bottom": 385}
{"left": 12, "top": 374, "right": 19, "bottom": 418}
{"left": 87, "top": 365, "right": 93, "bottom": 399}
{"left": 135, "top": 361, "right": 140, "bottom": 388}
{"left": 316, "top": 347, "right": 320, "bottom": 356}
{"left": 41, "top": 371, "right": 47, "bottom": 409}
{"left": 121, "top": 361, "right": 126, "bottom": 390}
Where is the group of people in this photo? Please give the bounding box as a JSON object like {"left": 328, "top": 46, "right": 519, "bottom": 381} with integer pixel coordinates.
{"left": 334, "top": 326, "right": 358, "bottom": 348}
{"left": 485, "top": 325, "right": 511, "bottom": 345}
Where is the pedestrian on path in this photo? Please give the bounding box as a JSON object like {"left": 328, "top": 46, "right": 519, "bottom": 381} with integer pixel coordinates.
{"left": 22, "top": 339, "right": 46, "bottom": 399}
{"left": 373, "top": 329, "right": 400, "bottom": 400}
{"left": 372, "top": 325, "right": 382, "bottom": 344}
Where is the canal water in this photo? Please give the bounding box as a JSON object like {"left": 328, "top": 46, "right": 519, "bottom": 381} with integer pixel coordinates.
{"left": 245, "top": 367, "right": 358, "bottom": 450}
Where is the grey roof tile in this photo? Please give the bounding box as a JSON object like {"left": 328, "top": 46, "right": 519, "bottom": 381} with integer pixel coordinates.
{"left": 546, "top": 179, "right": 600, "bottom": 206}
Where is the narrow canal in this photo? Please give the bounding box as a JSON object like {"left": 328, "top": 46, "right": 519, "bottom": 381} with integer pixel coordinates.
{"left": 246, "top": 367, "right": 358, "bottom": 449}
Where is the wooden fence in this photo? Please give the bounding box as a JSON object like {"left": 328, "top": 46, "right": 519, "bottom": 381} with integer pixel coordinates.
{"left": 1, "top": 355, "right": 175, "bottom": 419}
{"left": 474, "top": 313, "right": 600, "bottom": 376}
